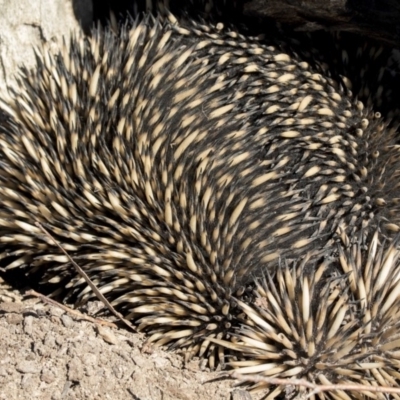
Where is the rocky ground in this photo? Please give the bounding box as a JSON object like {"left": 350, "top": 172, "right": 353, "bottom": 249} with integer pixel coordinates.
{"left": 0, "top": 277, "right": 252, "bottom": 400}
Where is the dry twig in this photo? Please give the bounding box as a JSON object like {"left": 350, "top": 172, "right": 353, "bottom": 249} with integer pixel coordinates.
{"left": 35, "top": 221, "right": 136, "bottom": 332}
{"left": 25, "top": 289, "right": 118, "bottom": 328}
{"left": 231, "top": 372, "right": 400, "bottom": 397}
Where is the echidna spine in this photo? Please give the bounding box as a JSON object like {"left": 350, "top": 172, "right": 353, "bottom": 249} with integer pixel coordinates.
{"left": 1, "top": 12, "right": 400, "bottom": 376}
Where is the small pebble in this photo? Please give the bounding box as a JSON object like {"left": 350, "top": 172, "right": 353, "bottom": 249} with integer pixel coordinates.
{"left": 232, "top": 389, "right": 253, "bottom": 400}
{"left": 97, "top": 325, "right": 118, "bottom": 345}
{"left": 112, "top": 364, "right": 125, "bottom": 379}
{"left": 41, "top": 368, "right": 56, "bottom": 384}
{"left": 0, "top": 302, "right": 23, "bottom": 313}
{"left": 16, "top": 361, "right": 40, "bottom": 374}
{"left": 49, "top": 307, "right": 65, "bottom": 318}
{"left": 61, "top": 314, "right": 73, "bottom": 328}
{"left": 6, "top": 313, "right": 23, "bottom": 325}
{"left": 20, "top": 373, "right": 35, "bottom": 389}
{"left": 24, "top": 315, "right": 34, "bottom": 335}
{"left": 44, "top": 332, "right": 56, "bottom": 348}
{"left": 85, "top": 301, "right": 105, "bottom": 315}
{"left": 67, "top": 357, "right": 83, "bottom": 382}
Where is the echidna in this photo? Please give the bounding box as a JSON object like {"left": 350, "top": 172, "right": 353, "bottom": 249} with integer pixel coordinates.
{"left": 1, "top": 11, "right": 400, "bottom": 375}
{"left": 214, "top": 230, "right": 400, "bottom": 399}
{"left": 271, "top": 28, "right": 400, "bottom": 128}
{"left": 102, "top": 1, "right": 400, "bottom": 125}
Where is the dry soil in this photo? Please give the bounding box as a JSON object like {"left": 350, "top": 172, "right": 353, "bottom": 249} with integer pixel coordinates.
{"left": 0, "top": 277, "right": 253, "bottom": 400}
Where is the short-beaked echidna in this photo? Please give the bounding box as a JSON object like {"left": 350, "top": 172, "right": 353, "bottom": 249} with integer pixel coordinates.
{"left": 215, "top": 230, "right": 400, "bottom": 398}
{"left": 1, "top": 13, "right": 400, "bottom": 371}
{"left": 270, "top": 28, "right": 400, "bottom": 128}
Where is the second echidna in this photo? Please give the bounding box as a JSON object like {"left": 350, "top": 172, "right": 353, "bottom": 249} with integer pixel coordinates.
{"left": 215, "top": 230, "right": 400, "bottom": 399}
{"left": 1, "top": 12, "right": 400, "bottom": 373}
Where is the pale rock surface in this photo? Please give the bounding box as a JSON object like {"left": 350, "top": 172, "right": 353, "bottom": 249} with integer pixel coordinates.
{"left": 0, "top": 0, "right": 92, "bottom": 95}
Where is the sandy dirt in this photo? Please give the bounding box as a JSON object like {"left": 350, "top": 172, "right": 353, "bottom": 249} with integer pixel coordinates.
{"left": 0, "top": 277, "right": 253, "bottom": 400}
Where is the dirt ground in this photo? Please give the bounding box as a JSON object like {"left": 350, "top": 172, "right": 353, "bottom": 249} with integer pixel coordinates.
{"left": 0, "top": 277, "right": 253, "bottom": 400}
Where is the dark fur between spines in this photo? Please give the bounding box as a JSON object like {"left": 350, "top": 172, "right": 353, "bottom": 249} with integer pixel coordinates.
{"left": 1, "top": 12, "right": 400, "bottom": 388}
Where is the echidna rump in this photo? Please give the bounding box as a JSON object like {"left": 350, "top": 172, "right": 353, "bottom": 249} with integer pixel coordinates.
{"left": 271, "top": 28, "right": 400, "bottom": 128}
{"left": 214, "top": 230, "right": 400, "bottom": 398}
{"left": 1, "top": 11, "right": 400, "bottom": 386}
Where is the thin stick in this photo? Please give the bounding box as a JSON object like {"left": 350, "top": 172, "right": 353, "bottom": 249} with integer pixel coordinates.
{"left": 25, "top": 289, "right": 118, "bottom": 328}
{"left": 35, "top": 221, "right": 136, "bottom": 332}
{"left": 231, "top": 372, "right": 400, "bottom": 396}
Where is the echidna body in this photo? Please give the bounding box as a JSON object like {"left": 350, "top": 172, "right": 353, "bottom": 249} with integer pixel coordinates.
{"left": 130, "top": 0, "right": 400, "bottom": 126}
{"left": 215, "top": 231, "right": 400, "bottom": 399}
{"left": 1, "top": 14, "right": 400, "bottom": 369}
{"left": 272, "top": 28, "right": 400, "bottom": 128}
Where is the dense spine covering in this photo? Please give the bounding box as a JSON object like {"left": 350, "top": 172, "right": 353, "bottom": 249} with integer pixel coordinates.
{"left": 215, "top": 232, "right": 400, "bottom": 399}
{"left": 126, "top": 0, "right": 400, "bottom": 126}
{"left": 271, "top": 29, "right": 400, "bottom": 128}
{"left": 1, "top": 10, "right": 400, "bottom": 397}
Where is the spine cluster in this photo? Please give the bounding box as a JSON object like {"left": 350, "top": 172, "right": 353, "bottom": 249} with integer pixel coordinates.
{"left": 0, "top": 6, "right": 400, "bottom": 398}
